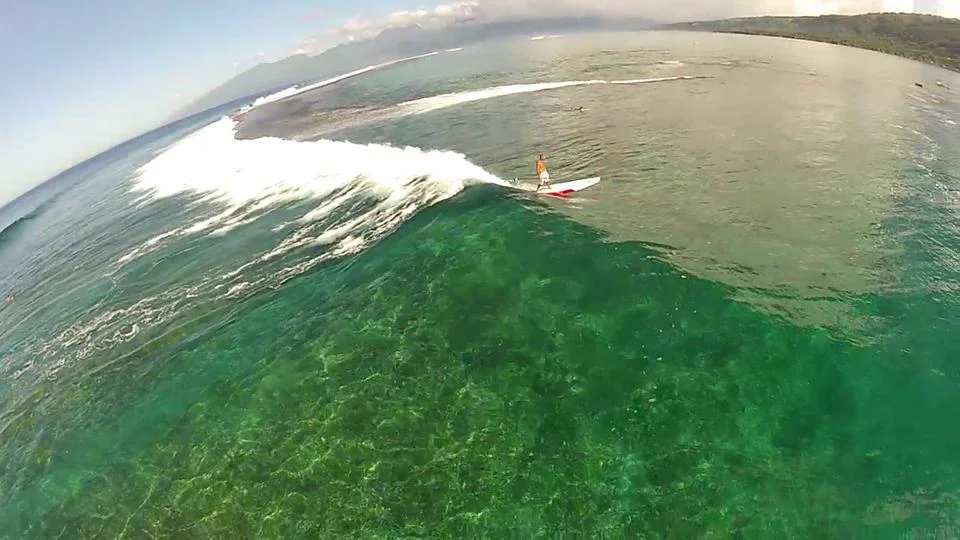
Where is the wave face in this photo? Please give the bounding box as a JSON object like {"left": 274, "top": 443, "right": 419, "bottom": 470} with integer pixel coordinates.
{"left": 2, "top": 116, "right": 508, "bottom": 384}
{"left": 392, "top": 76, "right": 710, "bottom": 117}
{"left": 0, "top": 211, "right": 38, "bottom": 245}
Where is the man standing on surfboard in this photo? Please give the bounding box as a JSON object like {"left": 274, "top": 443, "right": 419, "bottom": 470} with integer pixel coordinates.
{"left": 535, "top": 154, "right": 550, "bottom": 192}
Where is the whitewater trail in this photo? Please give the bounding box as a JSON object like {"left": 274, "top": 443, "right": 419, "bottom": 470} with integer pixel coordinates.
{"left": 124, "top": 116, "right": 507, "bottom": 264}
{"left": 393, "top": 76, "right": 711, "bottom": 117}
{"left": 295, "top": 75, "right": 713, "bottom": 138}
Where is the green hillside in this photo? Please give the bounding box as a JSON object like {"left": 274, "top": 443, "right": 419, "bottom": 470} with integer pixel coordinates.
{"left": 662, "top": 13, "right": 960, "bottom": 73}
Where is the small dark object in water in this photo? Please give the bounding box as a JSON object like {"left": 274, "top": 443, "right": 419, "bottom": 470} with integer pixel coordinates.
{"left": 915, "top": 82, "right": 923, "bottom": 88}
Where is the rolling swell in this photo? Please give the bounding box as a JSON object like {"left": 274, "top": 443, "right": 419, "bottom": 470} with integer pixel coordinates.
{"left": 0, "top": 193, "right": 67, "bottom": 247}
{"left": 0, "top": 212, "right": 38, "bottom": 246}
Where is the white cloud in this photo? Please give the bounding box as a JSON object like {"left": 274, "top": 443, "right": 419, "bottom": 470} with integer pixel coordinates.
{"left": 339, "top": 2, "right": 480, "bottom": 41}
{"left": 292, "top": 2, "right": 478, "bottom": 55}
{"left": 292, "top": 0, "right": 954, "bottom": 55}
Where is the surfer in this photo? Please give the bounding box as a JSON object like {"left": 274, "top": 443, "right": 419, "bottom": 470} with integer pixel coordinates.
{"left": 535, "top": 154, "right": 550, "bottom": 192}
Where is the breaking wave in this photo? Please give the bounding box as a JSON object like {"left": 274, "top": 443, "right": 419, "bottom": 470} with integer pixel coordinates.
{"left": 125, "top": 116, "right": 506, "bottom": 264}
{"left": 239, "top": 50, "right": 450, "bottom": 112}
{"left": 14, "top": 115, "right": 509, "bottom": 381}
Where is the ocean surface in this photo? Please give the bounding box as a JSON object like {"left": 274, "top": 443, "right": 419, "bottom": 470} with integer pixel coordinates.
{"left": 1, "top": 30, "right": 958, "bottom": 537}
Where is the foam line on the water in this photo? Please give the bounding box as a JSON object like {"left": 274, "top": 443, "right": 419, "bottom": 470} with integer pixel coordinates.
{"left": 59, "top": 116, "right": 513, "bottom": 372}
{"left": 392, "top": 76, "right": 711, "bottom": 117}
{"left": 241, "top": 50, "right": 446, "bottom": 112}
{"left": 131, "top": 116, "right": 506, "bottom": 202}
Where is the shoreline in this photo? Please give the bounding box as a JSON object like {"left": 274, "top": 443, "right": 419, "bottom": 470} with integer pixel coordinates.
{"left": 659, "top": 13, "right": 960, "bottom": 76}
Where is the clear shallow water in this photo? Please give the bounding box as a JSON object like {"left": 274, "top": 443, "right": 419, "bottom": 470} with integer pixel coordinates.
{"left": 0, "top": 31, "right": 958, "bottom": 537}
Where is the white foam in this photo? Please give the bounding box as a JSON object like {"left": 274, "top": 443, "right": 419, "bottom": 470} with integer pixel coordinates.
{"left": 392, "top": 76, "right": 710, "bottom": 118}
{"left": 124, "top": 116, "right": 506, "bottom": 267}
{"left": 115, "top": 231, "right": 177, "bottom": 264}
{"left": 245, "top": 86, "right": 302, "bottom": 109}
{"left": 240, "top": 51, "right": 444, "bottom": 112}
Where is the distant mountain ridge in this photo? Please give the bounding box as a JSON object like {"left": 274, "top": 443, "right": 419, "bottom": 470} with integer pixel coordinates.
{"left": 660, "top": 13, "right": 960, "bottom": 73}
{"left": 176, "top": 17, "right": 655, "bottom": 119}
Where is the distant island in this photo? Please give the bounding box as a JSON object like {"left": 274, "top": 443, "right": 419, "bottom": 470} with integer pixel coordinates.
{"left": 661, "top": 13, "right": 960, "bottom": 73}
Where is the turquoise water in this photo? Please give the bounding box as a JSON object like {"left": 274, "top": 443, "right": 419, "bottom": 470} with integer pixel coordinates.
{"left": 1, "top": 32, "right": 959, "bottom": 537}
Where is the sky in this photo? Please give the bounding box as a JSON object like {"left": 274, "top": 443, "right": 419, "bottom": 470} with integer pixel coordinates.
{"left": 0, "top": 0, "right": 411, "bottom": 206}
{"left": 0, "top": 0, "right": 957, "bottom": 207}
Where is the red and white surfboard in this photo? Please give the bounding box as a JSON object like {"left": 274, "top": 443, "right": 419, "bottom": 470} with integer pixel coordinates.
{"left": 515, "top": 177, "right": 600, "bottom": 198}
